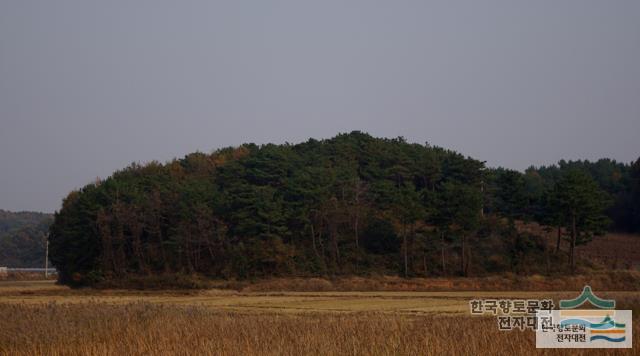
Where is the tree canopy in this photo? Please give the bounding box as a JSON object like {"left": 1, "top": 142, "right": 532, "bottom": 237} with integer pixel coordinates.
{"left": 0, "top": 210, "right": 52, "bottom": 268}
{"left": 47, "top": 132, "right": 634, "bottom": 285}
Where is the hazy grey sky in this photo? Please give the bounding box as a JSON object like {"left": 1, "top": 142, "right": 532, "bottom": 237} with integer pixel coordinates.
{"left": 1, "top": 1, "right": 639, "bottom": 213}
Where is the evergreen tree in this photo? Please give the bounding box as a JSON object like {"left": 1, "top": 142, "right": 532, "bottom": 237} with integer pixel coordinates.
{"left": 554, "top": 170, "right": 611, "bottom": 272}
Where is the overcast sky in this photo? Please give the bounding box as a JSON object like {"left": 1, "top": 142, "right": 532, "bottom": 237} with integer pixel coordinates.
{"left": 1, "top": 1, "right": 639, "bottom": 213}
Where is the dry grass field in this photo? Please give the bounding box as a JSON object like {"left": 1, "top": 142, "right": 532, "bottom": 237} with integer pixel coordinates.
{"left": 0, "top": 280, "right": 639, "bottom": 355}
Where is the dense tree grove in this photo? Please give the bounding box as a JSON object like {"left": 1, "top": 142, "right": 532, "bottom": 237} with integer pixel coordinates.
{"left": 48, "top": 132, "right": 637, "bottom": 285}
{"left": 0, "top": 210, "right": 52, "bottom": 267}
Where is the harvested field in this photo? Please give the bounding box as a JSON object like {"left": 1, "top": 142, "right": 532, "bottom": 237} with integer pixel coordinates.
{"left": 1, "top": 280, "right": 638, "bottom": 355}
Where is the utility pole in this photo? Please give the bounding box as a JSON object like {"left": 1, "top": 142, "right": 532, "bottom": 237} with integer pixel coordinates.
{"left": 44, "top": 233, "right": 49, "bottom": 278}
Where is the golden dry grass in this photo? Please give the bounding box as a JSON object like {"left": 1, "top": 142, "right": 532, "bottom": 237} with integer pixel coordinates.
{"left": 1, "top": 281, "right": 638, "bottom": 355}
{"left": 1, "top": 303, "right": 638, "bottom": 356}
{"left": 1, "top": 280, "right": 637, "bottom": 314}
{"left": 232, "top": 272, "right": 640, "bottom": 293}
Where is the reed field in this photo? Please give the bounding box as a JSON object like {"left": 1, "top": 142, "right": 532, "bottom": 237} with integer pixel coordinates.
{"left": 1, "top": 280, "right": 639, "bottom": 355}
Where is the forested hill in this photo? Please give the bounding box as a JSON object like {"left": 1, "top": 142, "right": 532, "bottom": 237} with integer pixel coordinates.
{"left": 0, "top": 210, "right": 50, "bottom": 234}
{"left": 48, "top": 132, "right": 640, "bottom": 286}
{"left": 0, "top": 210, "right": 53, "bottom": 267}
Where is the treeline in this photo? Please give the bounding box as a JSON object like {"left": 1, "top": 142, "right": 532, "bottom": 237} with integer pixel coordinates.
{"left": 48, "top": 132, "right": 640, "bottom": 285}
{"left": 0, "top": 210, "right": 53, "bottom": 267}
{"left": 514, "top": 159, "right": 640, "bottom": 232}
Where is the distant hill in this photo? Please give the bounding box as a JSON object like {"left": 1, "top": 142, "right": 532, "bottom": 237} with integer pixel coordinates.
{"left": 0, "top": 210, "right": 53, "bottom": 267}
{"left": 0, "top": 210, "right": 51, "bottom": 234}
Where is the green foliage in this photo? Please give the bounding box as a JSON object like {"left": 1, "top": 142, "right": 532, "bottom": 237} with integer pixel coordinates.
{"left": 493, "top": 169, "right": 527, "bottom": 222}
{"left": 46, "top": 132, "right": 633, "bottom": 285}
{"left": 0, "top": 210, "right": 51, "bottom": 235}
{"left": 554, "top": 170, "right": 611, "bottom": 236}
{"left": 362, "top": 218, "right": 399, "bottom": 255}
{"left": 526, "top": 159, "right": 636, "bottom": 232}
{"left": 623, "top": 158, "right": 640, "bottom": 232}
{"left": 0, "top": 211, "right": 52, "bottom": 267}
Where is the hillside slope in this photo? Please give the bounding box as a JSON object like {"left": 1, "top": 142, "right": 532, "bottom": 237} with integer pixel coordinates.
{"left": 48, "top": 132, "right": 639, "bottom": 286}
{"left": 0, "top": 210, "right": 53, "bottom": 267}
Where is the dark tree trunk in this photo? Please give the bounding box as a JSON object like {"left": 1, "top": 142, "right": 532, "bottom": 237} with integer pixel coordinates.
{"left": 403, "top": 222, "right": 408, "bottom": 278}
{"left": 464, "top": 242, "right": 471, "bottom": 277}
{"left": 310, "top": 223, "right": 318, "bottom": 257}
{"left": 423, "top": 254, "right": 427, "bottom": 276}
{"left": 460, "top": 235, "right": 466, "bottom": 276}
{"left": 570, "top": 212, "right": 577, "bottom": 273}
{"left": 545, "top": 234, "right": 551, "bottom": 275}
{"left": 441, "top": 231, "right": 446, "bottom": 275}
